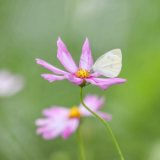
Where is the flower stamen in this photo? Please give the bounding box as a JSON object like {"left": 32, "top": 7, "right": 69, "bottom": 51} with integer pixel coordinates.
{"left": 76, "top": 68, "right": 90, "bottom": 78}
{"left": 69, "top": 106, "right": 81, "bottom": 118}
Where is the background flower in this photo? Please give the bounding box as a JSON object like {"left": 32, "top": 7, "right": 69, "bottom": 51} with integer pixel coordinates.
{"left": 35, "top": 94, "right": 111, "bottom": 140}
{"left": 36, "top": 37, "right": 126, "bottom": 90}
{"left": 0, "top": 69, "right": 25, "bottom": 97}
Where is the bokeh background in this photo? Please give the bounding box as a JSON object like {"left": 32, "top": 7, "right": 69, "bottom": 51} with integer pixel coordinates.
{"left": 0, "top": 0, "right": 160, "bottom": 160}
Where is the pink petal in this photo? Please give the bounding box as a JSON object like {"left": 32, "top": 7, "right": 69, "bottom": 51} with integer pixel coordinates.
{"left": 90, "top": 72, "right": 101, "bottom": 77}
{"left": 62, "top": 118, "right": 79, "bottom": 139}
{"left": 95, "top": 96, "right": 105, "bottom": 110}
{"left": 41, "top": 74, "right": 67, "bottom": 82}
{"left": 86, "top": 78, "right": 126, "bottom": 90}
{"left": 36, "top": 59, "right": 67, "bottom": 74}
{"left": 42, "top": 106, "right": 69, "bottom": 119}
{"left": 93, "top": 78, "right": 127, "bottom": 84}
{"left": 85, "top": 78, "right": 106, "bottom": 90}
{"left": 42, "top": 121, "right": 66, "bottom": 140}
{"left": 93, "top": 77, "right": 127, "bottom": 90}
{"left": 79, "top": 94, "right": 98, "bottom": 112}
{"left": 35, "top": 118, "right": 51, "bottom": 126}
{"left": 79, "top": 38, "right": 93, "bottom": 71}
{"left": 57, "top": 37, "right": 78, "bottom": 73}
{"left": 36, "top": 119, "right": 58, "bottom": 134}
{"left": 36, "top": 118, "right": 67, "bottom": 139}
{"left": 79, "top": 94, "right": 105, "bottom": 116}
{"left": 97, "top": 111, "right": 112, "bottom": 120}
{"left": 65, "top": 74, "right": 83, "bottom": 85}
{"left": 36, "top": 126, "right": 48, "bottom": 134}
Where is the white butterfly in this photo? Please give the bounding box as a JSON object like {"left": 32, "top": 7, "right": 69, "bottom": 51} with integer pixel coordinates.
{"left": 91, "top": 49, "right": 122, "bottom": 78}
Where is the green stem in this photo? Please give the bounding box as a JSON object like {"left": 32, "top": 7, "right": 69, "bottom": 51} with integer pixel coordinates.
{"left": 76, "top": 125, "right": 86, "bottom": 160}
{"left": 80, "top": 87, "right": 124, "bottom": 160}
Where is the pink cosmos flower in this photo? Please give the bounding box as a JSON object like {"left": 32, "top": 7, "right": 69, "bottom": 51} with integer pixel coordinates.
{"left": 35, "top": 94, "right": 111, "bottom": 140}
{"left": 36, "top": 37, "right": 126, "bottom": 90}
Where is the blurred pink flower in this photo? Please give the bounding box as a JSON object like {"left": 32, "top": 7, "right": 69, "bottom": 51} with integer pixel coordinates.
{"left": 36, "top": 37, "right": 126, "bottom": 90}
{"left": 0, "top": 69, "right": 25, "bottom": 97}
{"left": 35, "top": 94, "right": 111, "bottom": 140}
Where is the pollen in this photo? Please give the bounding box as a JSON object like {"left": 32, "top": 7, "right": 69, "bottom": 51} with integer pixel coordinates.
{"left": 76, "top": 68, "right": 90, "bottom": 78}
{"left": 69, "top": 106, "right": 81, "bottom": 118}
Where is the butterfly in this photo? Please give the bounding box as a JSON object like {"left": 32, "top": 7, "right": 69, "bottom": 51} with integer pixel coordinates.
{"left": 90, "top": 49, "right": 122, "bottom": 78}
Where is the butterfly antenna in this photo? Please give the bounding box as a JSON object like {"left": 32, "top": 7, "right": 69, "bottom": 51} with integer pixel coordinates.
{"left": 80, "top": 59, "right": 91, "bottom": 66}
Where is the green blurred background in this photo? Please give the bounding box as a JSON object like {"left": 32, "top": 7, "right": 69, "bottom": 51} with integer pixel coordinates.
{"left": 0, "top": 0, "right": 160, "bottom": 160}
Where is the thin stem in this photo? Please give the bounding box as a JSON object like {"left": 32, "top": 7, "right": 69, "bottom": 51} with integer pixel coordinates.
{"left": 76, "top": 126, "right": 86, "bottom": 160}
{"left": 80, "top": 87, "right": 124, "bottom": 160}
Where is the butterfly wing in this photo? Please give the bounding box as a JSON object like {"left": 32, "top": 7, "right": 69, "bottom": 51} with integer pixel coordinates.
{"left": 94, "top": 49, "right": 122, "bottom": 63}
{"left": 92, "top": 49, "right": 122, "bottom": 78}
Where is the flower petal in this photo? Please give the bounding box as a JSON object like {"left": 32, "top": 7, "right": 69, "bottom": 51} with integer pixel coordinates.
{"left": 79, "top": 107, "right": 112, "bottom": 120}
{"left": 65, "top": 74, "right": 83, "bottom": 85}
{"left": 36, "top": 119, "right": 58, "bottom": 134}
{"left": 86, "top": 78, "right": 126, "bottom": 90}
{"left": 41, "top": 74, "right": 67, "bottom": 82}
{"left": 78, "top": 108, "right": 112, "bottom": 120}
{"left": 97, "top": 112, "right": 112, "bottom": 120}
{"left": 36, "top": 126, "right": 48, "bottom": 134}
{"left": 79, "top": 94, "right": 105, "bottom": 116}
{"left": 62, "top": 118, "right": 79, "bottom": 139}
{"left": 35, "top": 118, "right": 51, "bottom": 126}
{"left": 57, "top": 37, "right": 78, "bottom": 73}
{"left": 36, "top": 117, "right": 67, "bottom": 140}
{"left": 85, "top": 78, "right": 106, "bottom": 90}
{"left": 90, "top": 72, "right": 101, "bottom": 77}
{"left": 42, "top": 106, "right": 69, "bottom": 119}
{"left": 92, "top": 77, "right": 127, "bottom": 84}
{"left": 42, "top": 121, "right": 66, "bottom": 140}
{"left": 36, "top": 59, "right": 67, "bottom": 74}
{"left": 79, "top": 38, "right": 93, "bottom": 71}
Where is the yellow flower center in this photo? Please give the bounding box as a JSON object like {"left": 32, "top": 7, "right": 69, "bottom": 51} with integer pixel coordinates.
{"left": 76, "top": 68, "right": 90, "bottom": 78}
{"left": 69, "top": 106, "right": 81, "bottom": 118}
